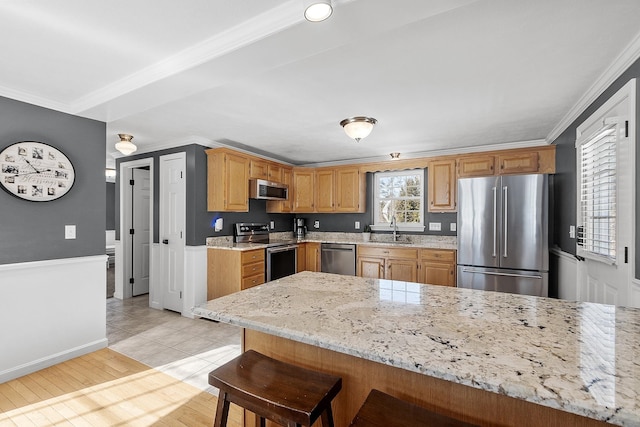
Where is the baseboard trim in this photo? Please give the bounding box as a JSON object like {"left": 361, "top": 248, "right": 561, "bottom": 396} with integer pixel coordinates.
{"left": 0, "top": 338, "right": 108, "bottom": 383}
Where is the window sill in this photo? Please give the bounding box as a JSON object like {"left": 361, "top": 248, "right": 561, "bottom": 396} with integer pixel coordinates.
{"left": 370, "top": 224, "right": 425, "bottom": 232}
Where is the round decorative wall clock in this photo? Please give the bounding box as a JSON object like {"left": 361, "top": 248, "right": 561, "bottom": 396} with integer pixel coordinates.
{"left": 0, "top": 141, "right": 75, "bottom": 201}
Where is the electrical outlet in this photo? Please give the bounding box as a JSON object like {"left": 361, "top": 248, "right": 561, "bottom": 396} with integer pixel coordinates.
{"left": 270, "top": 221, "right": 275, "bottom": 230}
{"left": 428, "top": 222, "right": 441, "bottom": 231}
{"left": 355, "top": 221, "right": 360, "bottom": 229}
{"left": 450, "top": 223, "right": 456, "bottom": 232}
{"left": 65, "top": 225, "right": 76, "bottom": 239}
{"left": 314, "top": 220, "right": 320, "bottom": 229}
{"left": 569, "top": 225, "right": 576, "bottom": 238}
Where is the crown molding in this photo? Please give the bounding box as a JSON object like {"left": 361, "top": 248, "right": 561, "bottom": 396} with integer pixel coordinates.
{"left": 71, "top": 1, "right": 302, "bottom": 114}
{"left": 546, "top": 30, "right": 640, "bottom": 143}
{"left": 0, "top": 84, "right": 71, "bottom": 114}
{"left": 300, "top": 139, "right": 548, "bottom": 168}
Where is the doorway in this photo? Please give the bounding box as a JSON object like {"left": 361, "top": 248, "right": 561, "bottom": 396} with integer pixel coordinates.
{"left": 117, "top": 158, "right": 154, "bottom": 301}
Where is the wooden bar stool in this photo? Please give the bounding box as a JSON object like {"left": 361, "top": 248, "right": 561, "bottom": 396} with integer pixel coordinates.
{"left": 208, "top": 350, "right": 342, "bottom": 427}
{"left": 350, "top": 389, "right": 478, "bottom": 427}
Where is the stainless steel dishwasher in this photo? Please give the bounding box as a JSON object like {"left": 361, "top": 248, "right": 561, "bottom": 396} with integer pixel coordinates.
{"left": 321, "top": 243, "right": 356, "bottom": 276}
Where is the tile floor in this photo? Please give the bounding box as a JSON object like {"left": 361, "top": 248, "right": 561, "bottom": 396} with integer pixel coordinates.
{"left": 106, "top": 294, "right": 241, "bottom": 395}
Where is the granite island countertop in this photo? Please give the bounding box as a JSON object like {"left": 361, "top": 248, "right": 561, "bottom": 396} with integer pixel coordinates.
{"left": 193, "top": 271, "right": 640, "bottom": 426}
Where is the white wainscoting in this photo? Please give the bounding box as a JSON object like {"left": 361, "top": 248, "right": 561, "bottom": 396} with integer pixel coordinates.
{"left": 0, "top": 255, "right": 108, "bottom": 383}
{"left": 550, "top": 248, "right": 578, "bottom": 301}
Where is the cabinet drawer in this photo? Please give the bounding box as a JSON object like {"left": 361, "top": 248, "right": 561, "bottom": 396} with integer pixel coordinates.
{"left": 421, "top": 249, "right": 455, "bottom": 262}
{"left": 241, "top": 273, "right": 265, "bottom": 290}
{"left": 242, "top": 261, "right": 265, "bottom": 277}
{"left": 358, "top": 246, "right": 418, "bottom": 259}
{"left": 241, "top": 249, "right": 265, "bottom": 264}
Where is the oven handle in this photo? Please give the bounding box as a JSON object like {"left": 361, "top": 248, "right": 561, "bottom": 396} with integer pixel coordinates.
{"left": 266, "top": 244, "right": 299, "bottom": 254}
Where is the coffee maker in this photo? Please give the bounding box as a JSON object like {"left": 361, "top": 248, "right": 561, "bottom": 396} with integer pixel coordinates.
{"left": 294, "top": 218, "right": 306, "bottom": 240}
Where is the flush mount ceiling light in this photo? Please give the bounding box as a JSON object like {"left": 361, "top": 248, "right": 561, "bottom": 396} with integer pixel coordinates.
{"left": 340, "top": 116, "right": 378, "bottom": 142}
{"left": 390, "top": 152, "right": 400, "bottom": 160}
{"left": 115, "top": 133, "right": 137, "bottom": 156}
{"left": 304, "top": 0, "right": 333, "bottom": 22}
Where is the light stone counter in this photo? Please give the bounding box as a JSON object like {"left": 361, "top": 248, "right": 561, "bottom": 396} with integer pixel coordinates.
{"left": 193, "top": 271, "right": 640, "bottom": 426}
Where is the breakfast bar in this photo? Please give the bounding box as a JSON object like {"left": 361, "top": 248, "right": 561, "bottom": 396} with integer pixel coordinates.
{"left": 192, "top": 271, "right": 640, "bottom": 427}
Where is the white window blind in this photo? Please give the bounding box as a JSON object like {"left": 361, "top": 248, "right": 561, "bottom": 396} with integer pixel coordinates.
{"left": 372, "top": 169, "right": 424, "bottom": 231}
{"left": 577, "top": 121, "right": 617, "bottom": 262}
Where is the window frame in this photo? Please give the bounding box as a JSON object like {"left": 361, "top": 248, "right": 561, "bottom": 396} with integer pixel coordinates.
{"left": 371, "top": 169, "right": 425, "bottom": 232}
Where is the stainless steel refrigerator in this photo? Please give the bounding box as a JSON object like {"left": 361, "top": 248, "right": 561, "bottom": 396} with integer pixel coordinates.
{"left": 457, "top": 174, "right": 548, "bottom": 297}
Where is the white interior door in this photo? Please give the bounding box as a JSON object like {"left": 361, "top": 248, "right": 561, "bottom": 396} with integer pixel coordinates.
{"left": 132, "top": 168, "right": 151, "bottom": 296}
{"left": 160, "top": 153, "right": 185, "bottom": 313}
{"left": 576, "top": 79, "right": 635, "bottom": 307}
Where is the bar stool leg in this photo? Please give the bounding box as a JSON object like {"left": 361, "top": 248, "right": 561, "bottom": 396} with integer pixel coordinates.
{"left": 320, "top": 408, "right": 335, "bottom": 427}
{"left": 213, "top": 391, "right": 230, "bottom": 427}
{"left": 255, "top": 416, "right": 266, "bottom": 427}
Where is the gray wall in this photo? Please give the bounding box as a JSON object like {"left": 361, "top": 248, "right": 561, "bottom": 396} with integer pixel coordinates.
{"left": 551, "top": 56, "right": 640, "bottom": 278}
{"left": 0, "top": 96, "right": 106, "bottom": 265}
{"left": 106, "top": 182, "right": 115, "bottom": 230}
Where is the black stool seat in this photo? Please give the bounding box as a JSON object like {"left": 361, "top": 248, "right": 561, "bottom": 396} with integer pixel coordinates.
{"left": 209, "top": 350, "right": 342, "bottom": 427}
{"left": 350, "top": 389, "right": 478, "bottom": 427}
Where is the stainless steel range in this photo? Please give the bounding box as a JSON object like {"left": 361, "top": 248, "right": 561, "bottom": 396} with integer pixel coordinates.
{"left": 234, "top": 223, "right": 298, "bottom": 281}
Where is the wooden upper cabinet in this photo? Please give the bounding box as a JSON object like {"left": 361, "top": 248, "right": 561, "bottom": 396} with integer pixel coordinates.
{"left": 335, "top": 167, "right": 365, "bottom": 212}
{"left": 293, "top": 169, "right": 315, "bottom": 212}
{"left": 498, "top": 151, "right": 539, "bottom": 174}
{"left": 427, "top": 159, "right": 456, "bottom": 212}
{"left": 458, "top": 155, "right": 495, "bottom": 177}
{"left": 315, "top": 169, "right": 335, "bottom": 212}
{"left": 268, "top": 163, "right": 282, "bottom": 182}
{"left": 206, "top": 148, "right": 249, "bottom": 212}
{"left": 249, "top": 158, "right": 269, "bottom": 180}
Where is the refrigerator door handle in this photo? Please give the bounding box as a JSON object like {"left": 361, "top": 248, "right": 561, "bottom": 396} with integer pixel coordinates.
{"left": 503, "top": 185, "right": 508, "bottom": 258}
{"left": 492, "top": 186, "right": 497, "bottom": 258}
{"left": 461, "top": 268, "right": 542, "bottom": 280}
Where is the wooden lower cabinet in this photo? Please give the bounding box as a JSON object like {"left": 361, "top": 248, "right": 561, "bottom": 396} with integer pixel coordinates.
{"left": 296, "top": 243, "right": 306, "bottom": 272}
{"left": 304, "top": 242, "right": 321, "bottom": 272}
{"left": 419, "top": 249, "right": 456, "bottom": 286}
{"left": 207, "top": 248, "right": 265, "bottom": 300}
{"left": 357, "top": 246, "right": 456, "bottom": 286}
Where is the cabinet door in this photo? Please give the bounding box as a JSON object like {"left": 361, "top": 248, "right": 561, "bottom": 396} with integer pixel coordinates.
{"left": 498, "top": 152, "right": 539, "bottom": 174}
{"left": 457, "top": 156, "right": 495, "bottom": 177}
{"left": 358, "top": 257, "right": 385, "bottom": 279}
{"left": 266, "top": 166, "right": 293, "bottom": 213}
{"left": 387, "top": 259, "right": 418, "bottom": 282}
{"left": 335, "top": 167, "right": 364, "bottom": 212}
{"left": 428, "top": 159, "right": 456, "bottom": 212}
{"left": 293, "top": 169, "right": 315, "bottom": 212}
{"left": 305, "top": 242, "right": 321, "bottom": 272}
{"left": 316, "top": 169, "right": 335, "bottom": 212}
{"left": 225, "top": 153, "right": 249, "bottom": 211}
{"left": 249, "top": 158, "right": 269, "bottom": 179}
{"left": 296, "top": 243, "right": 306, "bottom": 272}
{"left": 421, "top": 261, "right": 454, "bottom": 286}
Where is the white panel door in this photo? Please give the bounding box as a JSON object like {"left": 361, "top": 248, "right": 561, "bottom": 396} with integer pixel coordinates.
{"left": 576, "top": 80, "right": 635, "bottom": 307}
{"left": 160, "top": 154, "right": 186, "bottom": 313}
{"left": 132, "top": 168, "right": 150, "bottom": 296}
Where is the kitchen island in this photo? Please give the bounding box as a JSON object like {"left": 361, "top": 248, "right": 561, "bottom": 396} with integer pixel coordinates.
{"left": 192, "top": 272, "right": 639, "bottom": 427}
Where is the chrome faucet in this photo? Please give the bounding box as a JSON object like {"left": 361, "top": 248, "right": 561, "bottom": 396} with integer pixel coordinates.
{"left": 390, "top": 215, "right": 399, "bottom": 241}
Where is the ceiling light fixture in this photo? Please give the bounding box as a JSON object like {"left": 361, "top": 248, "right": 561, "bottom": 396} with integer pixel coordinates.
{"left": 115, "top": 134, "right": 137, "bottom": 156}
{"left": 340, "top": 116, "right": 377, "bottom": 142}
{"left": 304, "top": 0, "right": 333, "bottom": 22}
{"left": 390, "top": 152, "right": 400, "bottom": 160}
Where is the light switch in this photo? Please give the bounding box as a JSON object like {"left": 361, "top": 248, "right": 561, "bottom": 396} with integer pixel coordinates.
{"left": 450, "top": 223, "right": 456, "bottom": 232}
{"left": 428, "top": 222, "right": 441, "bottom": 231}
{"left": 314, "top": 220, "right": 320, "bottom": 229}
{"left": 569, "top": 225, "right": 576, "bottom": 238}
{"left": 270, "top": 221, "right": 275, "bottom": 230}
{"left": 65, "top": 225, "right": 76, "bottom": 239}
{"left": 355, "top": 221, "right": 360, "bottom": 229}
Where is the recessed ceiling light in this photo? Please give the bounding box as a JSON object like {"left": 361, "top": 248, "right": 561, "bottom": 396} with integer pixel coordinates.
{"left": 304, "top": 0, "right": 333, "bottom": 22}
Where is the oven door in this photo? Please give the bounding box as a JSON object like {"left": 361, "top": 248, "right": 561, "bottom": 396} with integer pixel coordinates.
{"left": 266, "top": 245, "right": 298, "bottom": 281}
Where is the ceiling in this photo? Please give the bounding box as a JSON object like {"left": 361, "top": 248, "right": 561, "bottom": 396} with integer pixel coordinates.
{"left": 2, "top": 0, "right": 640, "bottom": 169}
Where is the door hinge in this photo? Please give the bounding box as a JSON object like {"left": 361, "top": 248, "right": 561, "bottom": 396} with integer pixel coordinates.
{"left": 180, "top": 171, "right": 183, "bottom": 179}
{"left": 129, "top": 228, "right": 135, "bottom": 235}
{"left": 129, "top": 278, "right": 134, "bottom": 284}
{"left": 179, "top": 291, "right": 183, "bottom": 299}
{"left": 625, "top": 247, "right": 629, "bottom": 264}
{"left": 625, "top": 120, "right": 629, "bottom": 138}
{"left": 130, "top": 179, "right": 135, "bottom": 186}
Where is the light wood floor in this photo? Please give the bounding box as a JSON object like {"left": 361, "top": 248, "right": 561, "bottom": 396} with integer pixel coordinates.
{"left": 0, "top": 348, "right": 243, "bottom": 426}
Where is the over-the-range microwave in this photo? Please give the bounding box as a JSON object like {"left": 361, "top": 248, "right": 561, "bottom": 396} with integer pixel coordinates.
{"left": 249, "top": 178, "right": 288, "bottom": 201}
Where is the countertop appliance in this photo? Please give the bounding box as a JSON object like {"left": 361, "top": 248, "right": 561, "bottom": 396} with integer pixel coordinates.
{"left": 457, "top": 174, "right": 548, "bottom": 297}
{"left": 249, "top": 179, "right": 288, "bottom": 201}
{"left": 234, "top": 223, "right": 298, "bottom": 281}
{"left": 321, "top": 243, "right": 356, "bottom": 276}
{"left": 294, "top": 218, "right": 307, "bottom": 240}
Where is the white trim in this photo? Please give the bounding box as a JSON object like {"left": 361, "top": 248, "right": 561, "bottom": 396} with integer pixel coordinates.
{"left": 183, "top": 245, "right": 208, "bottom": 319}
{"left": 547, "top": 31, "right": 640, "bottom": 143}
{"left": 0, "top": 254, "right": 107, "bottom": 271}
{"left": 0, "top": 339, "right": 107, "bottom": 384}
{"left": 301, "top": 139, "right": 548, "bottom": 168}
{"left": 370, "top": 224, "right": 425, "bottom": 232}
